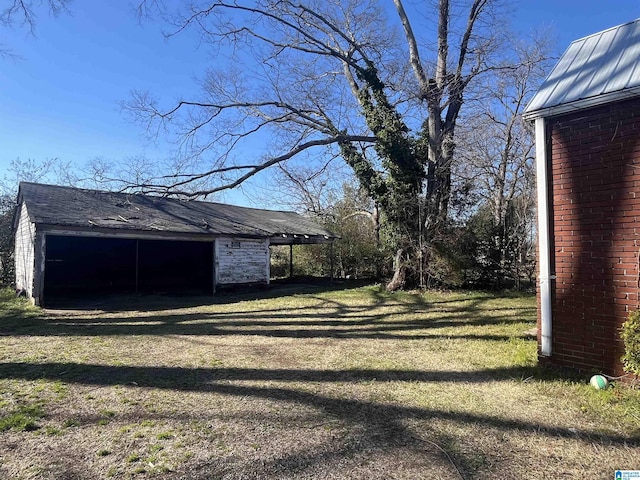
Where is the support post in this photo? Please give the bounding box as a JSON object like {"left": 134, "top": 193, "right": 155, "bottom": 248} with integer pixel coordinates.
{"left": 330, "top": 240, "right": 334, "bottom": 285}
{"left": 289, "top": 244, "right": 294, "bottom": 278}
{"left": 211, "top": 239, "right": 216, "bottom": 295}
{"left": 34, "top": 232, "right": 46, "bottom": 306}
{"left": 135, "top": 239, "right": 139, "bottom": 294}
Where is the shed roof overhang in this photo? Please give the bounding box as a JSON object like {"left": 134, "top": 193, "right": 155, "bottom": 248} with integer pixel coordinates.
{"left": 269, "top": 234, "right": 335, "bottom": 245}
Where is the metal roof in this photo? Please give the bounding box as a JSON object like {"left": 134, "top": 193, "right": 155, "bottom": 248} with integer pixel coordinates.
{"left": 17, "top": 182, "right": 337, "bottom": 243}
{"left": 524, "top": 18, "right": 640, "bottom": 119}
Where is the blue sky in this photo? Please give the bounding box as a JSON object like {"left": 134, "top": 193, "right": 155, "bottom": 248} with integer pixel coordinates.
{"left": 2, "top": 1, "right": 640, "bottom": 206}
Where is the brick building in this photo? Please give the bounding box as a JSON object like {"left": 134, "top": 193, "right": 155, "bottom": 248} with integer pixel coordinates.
{"left": 524, "top": 19, "right": 640, "bottom": 375}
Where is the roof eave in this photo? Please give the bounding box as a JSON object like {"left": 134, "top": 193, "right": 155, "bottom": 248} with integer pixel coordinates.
{"left": 523, "top": 86, "right": 640, "bottom": 121}
{"left": 269, "top": 234, "right": 340, "bottom": 245}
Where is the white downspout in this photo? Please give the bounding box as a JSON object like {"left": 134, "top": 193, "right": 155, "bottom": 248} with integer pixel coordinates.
{"left": 535, "top": 117, "right": 553, "bottom": 356}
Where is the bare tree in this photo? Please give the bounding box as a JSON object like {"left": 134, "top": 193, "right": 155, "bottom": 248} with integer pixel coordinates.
{"left": 0, "top": 157, "right": 59, "bottom": 193}
{"left": 0, "top": 0, "right": 70, "bottom": 57}
{"left": 0, "top": 157, "right": 60, "bottom": 285}
{"left": 456, "top": 37, "right": 552, "bottom": 286}
{"left": 126, "top": 0, "right": 516, "bottom": 288}
{"left": 253, "top": 156, "right": 349, "bottom": 217}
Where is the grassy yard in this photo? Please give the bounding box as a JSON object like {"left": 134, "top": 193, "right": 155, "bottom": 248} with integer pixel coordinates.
{"left": 0, "top": 284, "right": 638, "bottom": 479}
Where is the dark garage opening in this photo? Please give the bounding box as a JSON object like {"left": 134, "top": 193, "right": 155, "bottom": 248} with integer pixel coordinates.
{"left": 45, "top": 236, "right": 136, "bottom": 296}
{"left": 137, "top": 239, "right": 213, "bottom": 294}
{"left": 44, "top": 235, "right": 214, "bottom": 301}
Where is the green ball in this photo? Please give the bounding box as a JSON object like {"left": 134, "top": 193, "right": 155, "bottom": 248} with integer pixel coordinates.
{"left": 590, "top": 375, "right": 608, "bottom": 390}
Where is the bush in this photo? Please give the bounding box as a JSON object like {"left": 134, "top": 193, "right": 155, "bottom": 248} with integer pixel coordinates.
{"left": 621, "top": 310, "right": 640, "bottom": 375}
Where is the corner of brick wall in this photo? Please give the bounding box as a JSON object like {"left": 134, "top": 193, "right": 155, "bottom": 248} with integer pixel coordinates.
{"left": 540, "top": 97, "right": 640, "bottom": 377}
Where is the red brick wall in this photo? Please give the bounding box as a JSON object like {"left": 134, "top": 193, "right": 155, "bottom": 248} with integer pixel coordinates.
{"left": 543, "top": 97, "right": 640, "bottom": 376}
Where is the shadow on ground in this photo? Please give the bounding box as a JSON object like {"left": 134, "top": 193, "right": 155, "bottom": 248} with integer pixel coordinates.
{"left": 0, "top": 360, "right": 636, "bottom": 479}
{"left": 1, "top": 287, "right": 535, "bottom": 342}
{"left": 0, "top": 282, "right": 560, "bottom": 478}
{"left": 41, "top": 278, "right": 373, "bottom": 311}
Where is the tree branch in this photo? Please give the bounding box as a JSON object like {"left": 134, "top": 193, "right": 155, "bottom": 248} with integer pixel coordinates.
{"left": 119, "top": 134, "right": 376, "bottom": 198}
{"left": 392, "top": 0, "right": 428, "bottom": 96}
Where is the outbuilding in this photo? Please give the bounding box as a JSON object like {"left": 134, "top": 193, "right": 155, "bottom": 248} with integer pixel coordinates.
{"left": 14, "top": 182, "right": 337, "bottom": 306}
{"left": 524, "top": 18, "right": 640, "bottom": 375}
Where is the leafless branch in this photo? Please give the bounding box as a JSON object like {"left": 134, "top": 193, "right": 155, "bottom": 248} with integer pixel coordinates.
{"left": 117, "top": 133, "right": 375, "bottom": 198}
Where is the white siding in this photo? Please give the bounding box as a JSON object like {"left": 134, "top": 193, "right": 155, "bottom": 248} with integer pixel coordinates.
{"left": 14, "top": 203, "right": 36, "bottom": 298}
{"left": 215, "top": 237, "right": 269, "bottom": 285}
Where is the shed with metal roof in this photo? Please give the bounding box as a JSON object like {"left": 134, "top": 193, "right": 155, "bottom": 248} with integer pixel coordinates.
{"left": 524, "top": 18, "right": 640, "bottom": 376}
{"left": 14, "top": 182, "right": 338, "bottom": 305}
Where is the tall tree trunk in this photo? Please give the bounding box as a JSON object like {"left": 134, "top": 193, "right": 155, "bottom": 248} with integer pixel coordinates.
{"left": 386, "top": 248, "right": 409, "bottom": 291}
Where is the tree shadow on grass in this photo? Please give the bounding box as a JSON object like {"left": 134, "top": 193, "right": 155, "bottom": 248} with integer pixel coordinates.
{"left": 0, "top": 362, "right": 547, "bottom": 385}
{"left": 0, "top": 310, "right": 536, "bottom": 340}
{"left": 0, "top": 361, "right": 636, "bottom": 478}
{"left": 1, "top": 290, "right": 536, "bottom": 341}
{"left": 41, "top": 280, "right": 531, "bottom": 313}
{"left": 0, "top": 316, "right": 533, "bottom": 340}
{"left": 42, "top": 279, "right": 376, "bottom": 311}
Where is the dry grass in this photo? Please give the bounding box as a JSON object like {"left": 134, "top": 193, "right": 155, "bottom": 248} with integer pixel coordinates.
{"left": 0, "top": 284, "right": 639, "bottom": 479}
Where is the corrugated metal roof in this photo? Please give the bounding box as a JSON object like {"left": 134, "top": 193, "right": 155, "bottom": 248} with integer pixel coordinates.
{"left": 524, "top": 18, "right": 640, "bottom": 118}
{"left": 18, "top": 182, "right": 338, "bottom": 242}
